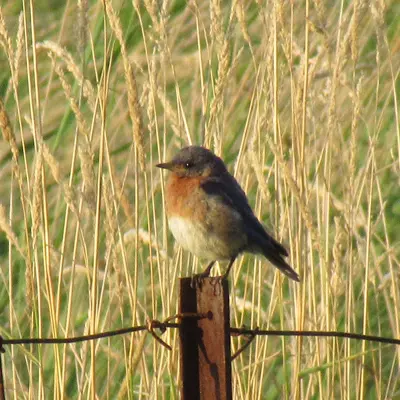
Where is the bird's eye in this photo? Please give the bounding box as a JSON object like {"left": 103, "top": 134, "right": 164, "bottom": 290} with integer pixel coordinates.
{"left": 184, "top": 162, "right": 193, "bottom": 169}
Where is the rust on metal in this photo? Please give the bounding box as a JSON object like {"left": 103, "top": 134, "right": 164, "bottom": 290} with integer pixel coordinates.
{"left": 179, "top": 278, "right": 232, "bottom": 400}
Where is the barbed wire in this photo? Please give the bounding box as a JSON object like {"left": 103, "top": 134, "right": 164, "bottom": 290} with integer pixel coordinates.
{"left": 230, "top": 327, "right": 400, "bottom": 345}
{"left": 1, "top": 312, "right": 399, "bottom": 399}
{"left": 1, "top": 312, "right": 400, "bottom": 351}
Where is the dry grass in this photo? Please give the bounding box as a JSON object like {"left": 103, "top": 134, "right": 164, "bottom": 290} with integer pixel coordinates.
{"left": 0, "top": 0, "right": 399, "bottom": 398}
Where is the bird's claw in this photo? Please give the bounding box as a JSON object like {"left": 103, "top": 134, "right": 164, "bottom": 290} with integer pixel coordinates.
{"left": 190, "top": 271, "right": 210, "bottom": 289}
{"left": 209, "top": 275, "right": 224, "bottom": 295}
{"left": 189, "top": 275, "right": 228, "bottom": 295}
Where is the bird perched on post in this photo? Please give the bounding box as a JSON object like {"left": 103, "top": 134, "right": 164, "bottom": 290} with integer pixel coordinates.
{"left": 157, "top": 146, "right": 299, "bottom": 282}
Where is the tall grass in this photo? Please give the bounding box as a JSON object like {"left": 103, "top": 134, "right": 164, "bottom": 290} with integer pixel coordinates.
{"left": 0, "top": 0, "right": 399, "bottom": 398}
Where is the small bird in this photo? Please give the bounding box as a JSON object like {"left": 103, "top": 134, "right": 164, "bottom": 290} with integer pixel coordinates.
{"left": 157, "top": 146, "right": 299, "bottom": 282}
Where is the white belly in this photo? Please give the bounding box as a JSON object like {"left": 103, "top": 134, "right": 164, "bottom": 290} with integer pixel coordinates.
{"left": 168, "top": 216, "right": 235, "bottom": 260}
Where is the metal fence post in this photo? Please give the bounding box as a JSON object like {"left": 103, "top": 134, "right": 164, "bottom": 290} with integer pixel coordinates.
{"left": 179, "top": 278, "right": 232, "bottom": 400}
{"left": 0, "top": 338, "right": 5, "bottom": 400}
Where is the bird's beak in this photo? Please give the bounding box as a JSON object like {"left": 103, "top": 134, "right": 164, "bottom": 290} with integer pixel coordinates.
{"left": 156, "top": 161, "right": 174, "bottom": 171}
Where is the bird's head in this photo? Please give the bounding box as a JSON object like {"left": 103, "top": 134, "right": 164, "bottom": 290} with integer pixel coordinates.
{"left": 157, "top": 146, "right": 227, "bottom": 178}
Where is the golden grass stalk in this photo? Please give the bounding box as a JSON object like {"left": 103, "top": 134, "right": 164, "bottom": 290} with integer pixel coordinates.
{"left": 0, "top": 97, "right": 19, "bottom": 160}
{"left": 104, "top": 0, "right": 145, "bottom": 170}
{"left": 0, "top": 204, "right": 24, "bottom": 257}
{"left": 0, "top": 7, "right": 13, "bottom": 62}
{"left": 36, "top": 40, "right": 96, "bottom": 110}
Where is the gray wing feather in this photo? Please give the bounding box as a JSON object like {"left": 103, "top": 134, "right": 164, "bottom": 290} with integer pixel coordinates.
{"left": 201, "top": 174, "right": 300, "bottom": 282}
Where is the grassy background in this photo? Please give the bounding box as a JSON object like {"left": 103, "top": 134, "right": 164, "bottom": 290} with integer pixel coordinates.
{"left": 0, "top": 0, "right": 399, "bottom": 398}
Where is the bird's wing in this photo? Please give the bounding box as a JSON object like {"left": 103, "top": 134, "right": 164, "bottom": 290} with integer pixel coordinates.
{"left": 200, "top": 174, "right": 288, "bottom": 257}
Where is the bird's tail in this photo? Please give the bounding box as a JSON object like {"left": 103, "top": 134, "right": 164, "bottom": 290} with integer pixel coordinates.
{"left": 245, "top": 219, "right": 300, "bottom": 282}
{"left": 263, "top": 249, "right": 300, "bottom": 282}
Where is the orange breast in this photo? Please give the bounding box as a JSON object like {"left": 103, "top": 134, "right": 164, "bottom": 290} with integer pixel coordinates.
{"left": 165, "top": 174, "right": 207, "bottom": 221}
{"left": 164, "top": 173, "right": 247, "bottom": 259}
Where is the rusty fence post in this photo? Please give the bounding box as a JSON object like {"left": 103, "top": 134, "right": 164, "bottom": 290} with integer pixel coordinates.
{"left": 0, "top": 338, "right": 5, "bottom": 400}
{"left": 179, "top": 278, "right": 232, "bottom": 400}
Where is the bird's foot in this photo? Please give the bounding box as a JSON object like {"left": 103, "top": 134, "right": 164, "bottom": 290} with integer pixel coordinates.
{"left": 209, "top": 275, "right": 225, "bottom": 295}
{"left": 210, "top": 274, "right": 227, "bottom": 285}
{"left": 190, "top": 273, "right": 226, "bottom": 295}
{"left": 207, "top": 264, "right": 233, "bottom": 294}
{"left": 190, "top": 261, "right": 215, "bottom": 289}
{"left": 190, "top": 270, "right": 210, "bottom": 289}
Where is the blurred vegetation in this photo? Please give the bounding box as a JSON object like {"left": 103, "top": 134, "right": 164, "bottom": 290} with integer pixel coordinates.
{"left": 0, "top": 0, "right": 399, "bottom": 398}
